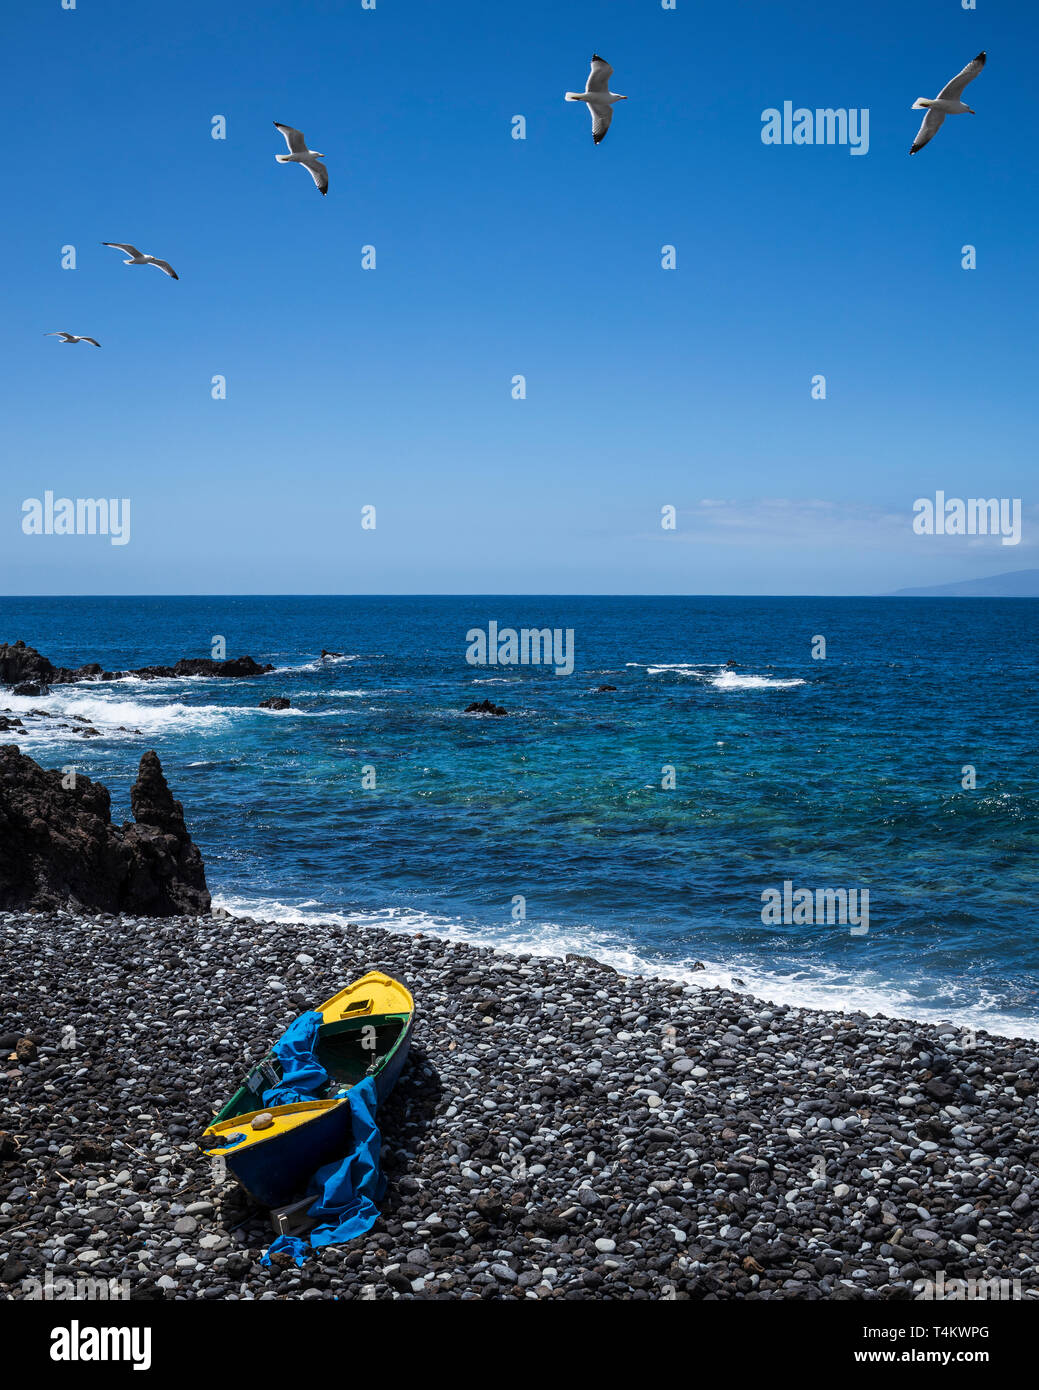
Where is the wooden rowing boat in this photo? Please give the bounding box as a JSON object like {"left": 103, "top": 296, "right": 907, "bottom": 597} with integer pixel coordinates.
{"left": 199, "top": 971, "right": 413, "bottom": 1206}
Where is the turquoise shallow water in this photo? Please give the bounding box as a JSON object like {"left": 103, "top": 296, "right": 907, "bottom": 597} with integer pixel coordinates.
{"left": 1, "top": 595, "right": 1036, "bottom": 1036}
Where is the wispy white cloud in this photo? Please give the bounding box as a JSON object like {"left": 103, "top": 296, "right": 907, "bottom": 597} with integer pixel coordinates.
{"left": 663, "top": 497, "right": 1038, "bottom": 554}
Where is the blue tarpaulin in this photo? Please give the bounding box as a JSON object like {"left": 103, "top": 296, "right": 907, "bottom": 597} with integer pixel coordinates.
{"left": 262, "top": 1075, "right": 386, "bottom": 1267}
{"left": 261, "top": 1010, "right": 328, "bottom": 1106}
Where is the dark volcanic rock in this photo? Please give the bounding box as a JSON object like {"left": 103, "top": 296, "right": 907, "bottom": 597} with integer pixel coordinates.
{"left": 0, "top": 746, "right": 210, "bottom": 915}
{"left": 464, "top": 699, "right": 507, "bottom": 717}
{"left": 0, "top": 640, "right": 272, "bottom": 689}
{"left": 132, "top": 656, "right": 273, "bottom": 680}
{"left": 565, "top": 953, "right": 618, "bottom": 975}
{"left": 258, "top": 697, "right": 292, "bottom": 710}
{"left": 0, "top": 640, "right": 103, "bottom": 688}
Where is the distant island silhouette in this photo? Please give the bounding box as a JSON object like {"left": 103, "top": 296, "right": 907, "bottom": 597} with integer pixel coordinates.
{"left": 888, "top": 569, "right": 1039, "bottom": 597}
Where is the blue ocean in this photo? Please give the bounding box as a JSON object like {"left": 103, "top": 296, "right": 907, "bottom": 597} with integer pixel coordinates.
{"left": 2, "top": 595, "right": 1036, "bottom": 1038}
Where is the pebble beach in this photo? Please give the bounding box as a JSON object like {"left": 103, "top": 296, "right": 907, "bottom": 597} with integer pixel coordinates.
{"left": 1, "top": 909, "right": 1037, "bottom": 1302}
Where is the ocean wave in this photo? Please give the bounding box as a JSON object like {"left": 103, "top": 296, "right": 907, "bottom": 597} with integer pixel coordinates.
{"left": 710, "top": 670, "right": 806, "bottom": 690}
{"left": 210, "top": 894, "right": 1039, "bottom": 1041}
{"left": 270, "top": 654, "right": 359, "bottom": 675}
{"left": 1, "top": 690, "right": 233, "bottom": 735}
{"left": 644, "top": 663, "right": 719, "bottom": 675}
{"left": 635, "top": 662, "right": 806, "bottom": 689}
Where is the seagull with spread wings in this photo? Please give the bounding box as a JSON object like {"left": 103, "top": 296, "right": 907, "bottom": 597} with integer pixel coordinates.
{"left": 910, "top": 51, "right": 986, "bottom": 154}
{"left": 565, "top": 54, "right": 627, "bottom": 144}
{"left": 274, "top": 122, "right": 328, "bottom": 195}
{"left": 101, "top": 243, "right": 179, "bottom": 279}
{"left": 45, "top": 332, "right": 101, "bottom": 347}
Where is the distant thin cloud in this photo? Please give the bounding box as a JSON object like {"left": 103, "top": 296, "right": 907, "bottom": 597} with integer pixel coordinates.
{"left": 663, "top": 498, "right": 1037, "bottom": 554}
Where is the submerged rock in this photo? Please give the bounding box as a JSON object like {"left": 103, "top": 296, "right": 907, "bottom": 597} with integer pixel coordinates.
{"left": 258, "top": 697, "right": 292, "bottom": 710}
{"left": 0, "top": 747, "right": 210, "bottom": 915}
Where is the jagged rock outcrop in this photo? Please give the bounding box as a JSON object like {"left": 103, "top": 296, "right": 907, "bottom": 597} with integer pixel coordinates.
{"left": 464, "top": 699, "right": 507, "bottom": 717}
{"left": 258, "top": 697, "right": 292, "bottom": 710}
{"left": 132, "top": 656, "right": 273, "bottom": 680}
{"left": 0, "top": 640, "right": 272, "bottom": 689}
{"left": 0, "top": 640, "right": 108, "bottom": 687}
{"left": 0, "top": 747, "right": 210, "bottom": 915}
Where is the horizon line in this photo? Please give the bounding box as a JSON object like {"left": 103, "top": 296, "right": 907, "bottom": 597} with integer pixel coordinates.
{"left": 3, "top": 592, "right": 1038, "bottom": 602}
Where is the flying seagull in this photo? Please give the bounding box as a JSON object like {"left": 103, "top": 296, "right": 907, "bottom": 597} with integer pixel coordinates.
{"left": 910, "top": 51, "right": 986, "bottom": 154}
{"left": 565, "top": 54, "right": 627, "bottom": 144}
{"left": 45, "top": 332, "right": 101, "bottom": 347}
{"left": 102, "top": 243, "right": 179, "bottom": 279}
{"left": 274, "top": 123, "right": 328, "bottom": 195}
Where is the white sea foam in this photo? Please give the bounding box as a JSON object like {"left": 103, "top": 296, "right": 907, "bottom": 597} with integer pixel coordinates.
{"left": 710, "top": 670, "right": 805, "bottom": 690}
{"left": 645, "top": 663, "right": 715, "bottom": 675}
{"left": 635, "top": 661, "right": 806, "bottom": 689}
{"left": 1, "top": 690, "right": 233, "bottom": 736}
{"left": 211, "top": 893, "right": 1039, "bottom": 1041}
{"left": 270, "top": 654, "right": 359, "bottom": 675}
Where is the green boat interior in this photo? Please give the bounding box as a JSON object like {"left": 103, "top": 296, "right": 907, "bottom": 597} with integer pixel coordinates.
{"left": 212, "top": 1013, "right": 410, "bottom": 1124}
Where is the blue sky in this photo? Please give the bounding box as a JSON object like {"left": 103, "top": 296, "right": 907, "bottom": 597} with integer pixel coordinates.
{"left": 2, "top": 0, "right": 1036, "bottom": 595}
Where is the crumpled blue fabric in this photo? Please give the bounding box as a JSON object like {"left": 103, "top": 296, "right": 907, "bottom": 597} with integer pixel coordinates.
{"left": 261, "top": 1075, "right": 385, "bottom": 1267}
{"left": 261, "top": 1010, "right": 328, "bottom": 1106}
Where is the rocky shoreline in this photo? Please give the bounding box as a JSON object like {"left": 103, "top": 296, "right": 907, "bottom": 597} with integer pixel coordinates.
{"left": 1, "top": 909, "right": 1036, "bottom": 1301}
{"left": 0, "top": 748, "right": 209, "bottom": 915}
{"left": 0, "top": 639, "right": 273, "bottom": 697}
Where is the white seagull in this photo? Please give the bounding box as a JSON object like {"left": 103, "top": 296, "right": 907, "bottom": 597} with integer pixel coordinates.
{"left": 910, "top": 51, "right": 986, "bottom": 154}
{"left": 102, "top": 243, "right": 179, "bottom": 279}
{"left": 565, "top": 54, "right": 627, "bottom": 144}
{"left": 45, "top": 332, "right": 101, "bottom": 347}
{"left": 274, "top": 122, "right": 328, "bottom": 195}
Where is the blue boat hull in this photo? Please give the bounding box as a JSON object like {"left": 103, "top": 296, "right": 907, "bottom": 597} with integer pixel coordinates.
{"left": 227, "top": 1012, "right": 413, "bottom": 1207}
